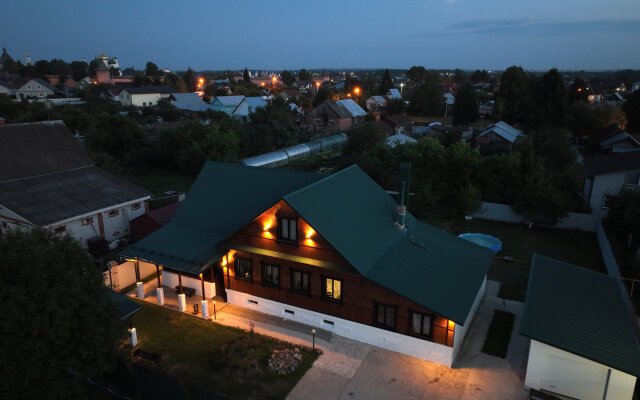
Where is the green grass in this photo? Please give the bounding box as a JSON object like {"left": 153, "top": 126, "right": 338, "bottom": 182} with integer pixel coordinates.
{"left": 481, "top": 310, "right": 515, "bottom": 358}
{"left": 451, "top": 219, "right": 606, "bottom": 301}
{"left": 124, "top": 300, "right": 318, "bottom": 400}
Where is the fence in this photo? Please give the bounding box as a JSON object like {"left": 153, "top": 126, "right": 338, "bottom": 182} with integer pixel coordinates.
{"left": 103, "top": 260, "right": 156, "bottom": 292}
{"left": 472, "top": 202, "right": 598, "bottom": 232}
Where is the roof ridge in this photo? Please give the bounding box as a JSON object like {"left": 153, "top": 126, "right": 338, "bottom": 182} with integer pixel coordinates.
{"left": 0, "top": 164, "right": 95, "bottom": 184}
{"left": 283, "top": 164, "right": 360, "bottom": 199}
{"left": 204, "top": 161, "right": 322, "bottom": 179}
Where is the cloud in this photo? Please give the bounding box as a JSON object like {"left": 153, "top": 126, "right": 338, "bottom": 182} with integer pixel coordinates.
{"left": 421, "top": 18, "right": 640, "bottom": 37}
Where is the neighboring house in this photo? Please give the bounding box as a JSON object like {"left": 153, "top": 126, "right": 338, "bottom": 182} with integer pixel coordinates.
{"left": 374, "top": 114, "right": 413, "bottom": 137}
{"left": 582, "top": 152, "right": 640, "bottom": 217}
{"left": 303, "top": 99, "right": 367, "bottom": 131}
{"left": 100, "top": 88, "right": 123, "bottom": 102}
{"left": 15, "top": 78, "right": 59, "bottom": 100}
{"left": 122, "top": 161, "right": 494, "bottom": 367}
{"left": 386, "top": 88, "right": 402, "bottom": 100}
{"left": 386, "top": 133, "right": 417, "bottom": 148}
{"left": 168, "top": 92, "right": 213, "bottom": 112}
{"left": 0, "top": 79, "right": 16, "bottom": 96}
{"left": 210, "top": 95, "right": 246, "bottom": 114}
{"left": 366, "top": 95, "right": 387, "bottom": 111}
{"left": 233, "top": 96, "right": 268, "bottom": 123}
{"left": 475, "top": 121, "right": 527, "bottom": 151}
{"left": 120, "top": 86, "right": 173, "bottom": 107}
{"left": 0, "top": 121, "right": 150, "bottom": 246}
{"left": 521, "top": 255, "right": 640, "bottom": 400}
{"left": 130, "top": 201, "right": 181, "bottom": 242}
{"left": 597, "top": 125, "right": 640, "bottom": 154}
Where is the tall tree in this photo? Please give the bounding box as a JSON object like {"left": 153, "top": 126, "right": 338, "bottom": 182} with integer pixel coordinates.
{"left": 623, "top": 90, "right": 640, "bottom": 133}
{"left": 496, "top": 65, "right": 531, "bottom": 125}
{"left": 183, "top": 67, "right": 196, "bottom": 92}
{"left": 379, "top": 68, "right": 393, "bottom": 94}
{"left": 298, "top": 68, "right": 311, "bottom": 81}
{"left": 453, "top": 68, "right": 468, "bottom": 85}
{"left": 407, "top": 66, "right": 426, "bottom": 86}
{"left": 0, "top": 229, "right": 119, "bottom": 399}
{"left": 537, "top": 68, "right": 566, "bottom": 126}
{"left": 243, "top": 67, "right": 250, "bottom": 82}
{"left": 452, "top": 82, "right": 478, "bottom": 127}
{"left": 408, "top": 70, "right": 444, "bottom": 117}
{"left": 145, "top": 61, "right": 159, "bottom": 76}
{"left": 280, "top": 70, "right": 294, "bottom": 86}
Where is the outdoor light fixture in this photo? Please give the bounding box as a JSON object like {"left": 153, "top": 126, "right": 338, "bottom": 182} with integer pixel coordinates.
{"left": 311, "top": 328, "right": 316, "bottom": 349}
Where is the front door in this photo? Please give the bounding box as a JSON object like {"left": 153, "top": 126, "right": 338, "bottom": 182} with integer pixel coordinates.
{"left": 212, "top": 265, "right": 227, "bottom": 301}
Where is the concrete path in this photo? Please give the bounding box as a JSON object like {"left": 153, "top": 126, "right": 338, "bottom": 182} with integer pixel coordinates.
{"left": 130, "top": 280, "right": 529, "bottom": 400}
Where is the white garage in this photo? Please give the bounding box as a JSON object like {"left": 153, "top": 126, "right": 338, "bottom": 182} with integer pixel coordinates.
{"left": 521, "top": 255, "right": 640, "bottom": 400}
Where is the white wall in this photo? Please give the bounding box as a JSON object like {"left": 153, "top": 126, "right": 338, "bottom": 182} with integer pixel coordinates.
{"left": 589, "top": 172, "right": 628, "bottom": 217}
{"left": 525, "top": 340, "right": 636, "bottom": 400}
{"left": 106, "top": 260, "right": 158, "bottom": 291}
{"left": 472, "top": 202, "right": 598, "bottom": 231}
{"left": 130, "top": 93, "right": 162, "bottom": 107}
{"left": 226, "top": 289, "right": 455, "bottom": 367}
{"left": 452, "top": 277, "right": 486, "bottom": 361}
{"left": 0, "top": 205, "right": 32, "bottom": 234}
{"left": 162, "top": 270, "right": 215, "bottom": 298}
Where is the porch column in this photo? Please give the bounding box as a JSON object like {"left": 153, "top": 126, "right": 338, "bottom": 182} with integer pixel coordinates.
{"left": 201, "top": 273, "right": 206, "bottom": 301}
{"left": 200, "top": 272, "right": 209, "bottom": 318}
{"left": 177, "top": 271, "right": 186, "bottom": 312}
{"left": 134, "top": 259, "right": 141, "bottom": 282}
{"left": 155, "top": 264, "right": 164, "bottom": 305}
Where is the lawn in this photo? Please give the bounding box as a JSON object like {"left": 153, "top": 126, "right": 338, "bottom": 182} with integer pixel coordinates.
{"left": 481, "top": 310, "right": 515, "bottom": 358}
{"left": 451, "top": 219, "right": 606, "bottom": 301}
{"left": 123, "top": 300, "right": 318, "bottom": 400}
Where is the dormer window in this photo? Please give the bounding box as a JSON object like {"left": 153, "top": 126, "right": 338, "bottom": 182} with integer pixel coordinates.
{"left": 279, "top": 217, "right": 298, "bottom": 242}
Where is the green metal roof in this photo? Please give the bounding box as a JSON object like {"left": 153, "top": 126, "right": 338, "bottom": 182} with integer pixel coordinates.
{"left": 521, "top": 255, "right": 640, "bottom": 377}
{"left": 284, "top": 165, "right": 495, "bottom": 324}
{"left": 121, "top": 162, "right": 323, "bottom": 274}
{"left": 109, "top": 290, "right": 142, "bottom": 320}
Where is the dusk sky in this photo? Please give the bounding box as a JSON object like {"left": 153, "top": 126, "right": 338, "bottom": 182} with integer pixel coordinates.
{"left": 2, "top": 0, "right": 639, "bottom": 71}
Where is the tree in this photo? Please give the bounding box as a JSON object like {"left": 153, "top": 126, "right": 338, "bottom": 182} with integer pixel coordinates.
{"left": 0, "top": 229, "right": 119, "bottom": 399}
{"left": 453, "top": 68, "right": 468, "bottom": 85}
{"left": 452, "top": 82, "right": 478, "bottom": 127}
{"left": 384, "top": 98, "right": 406, "bottom": 115}
{"left": 344, "top": 123, "right": 386, "bottom": 156}
{"left": 183, "top": 67, "right": 196, "bottom": 92}
{"left": 496, "top": 66, "right": 532, "bottom": 125}
{"left": 280, "top": 70, "right": 294, "bottom": 87}
{"left": 145, "top": 61, "right": 159, "bottom": 76}
{"left": 408, "top": 70, "right": 444, "bottom": 117}
{"left": 407, "top": 66, "right": 426, "bottom": 86}
{"left": 243, "top": 68, "right": 250, "bottom": 82}
{"left": 298, "top": 68, "right": 311, "bottom": 81}
{"left": 537, "top": 68, "right": 566, "bottom": 126}
{"left": 604, "top": 188, "right": 640, "bottom": 248}
{"left": 624, "top": 90, "right": 640, "bottom": 133}
{"left": 378, "top": 68, "right": 393, "bottom": 94}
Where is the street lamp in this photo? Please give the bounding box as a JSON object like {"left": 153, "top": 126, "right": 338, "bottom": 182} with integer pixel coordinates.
{"left": 311, "top": 328, "right": 316, "bottom": 349}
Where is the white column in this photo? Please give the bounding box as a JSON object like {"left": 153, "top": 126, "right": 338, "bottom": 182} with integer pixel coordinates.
{"left": 178, "top": 293, "right": 187, "bottom": 312}
{"left": 136, "top": 282, "right": 144, "bottom": 299}
{"left": 201, "top": 300, "right": 209, "bottom": 318}
{"left": 156, "top": 287, "right": 164, "bottom": 305}
{"left": 128, "top": 327, "right": 138, "bottom": 347}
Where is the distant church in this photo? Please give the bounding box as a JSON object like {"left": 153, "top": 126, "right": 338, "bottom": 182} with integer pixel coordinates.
{"left": 94, "top": 53, "right": 122, "bottom": 84}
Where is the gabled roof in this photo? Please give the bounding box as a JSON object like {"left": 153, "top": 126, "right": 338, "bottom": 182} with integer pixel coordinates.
{"left": 123, "top": 85, "right": 173, "bottom": 95}
{"left": 0, "top": 121, "right": 149, "bottom": 225}
{"left": 212, "top": 95, "right": 245, "bottom": 107}
{"left": 387, "top": 88, "right": 402, "bottom": 99}
{"left": 369, "top": 95, "right": 387, "bottom": 103}
{"left": 169, "top": 92, "right": 213, "bottom": 112}
{"left": 283, "top": 166, "right": 494, "bottom": 324}
{"left": 122, "top": 162, "right": 323, "bottom": 274}
{"left": 521, "top": 255, "right": 640, "bottom": 377}
{"left": 386, "top": 133, "right": 417, "bottom": 148}
{"left": 336, "top": 99, "right": 367, "bottom": 117}
{"left": 600, "top": 132, "right": 640, "bottom": 149}
{"left": 478, "top": 121, "right": 526, "bottom": 143}
{"left": 245, "top": 96, "right": 267, "bottom": 110}
{"left": 584, "top": 152, "right": 640, "bottom": 176}
{"left": 17, "top": 78, "right": 57, "bottom": 93}
{"left": 384, "top": 114, "right": 412, "bottom": 126}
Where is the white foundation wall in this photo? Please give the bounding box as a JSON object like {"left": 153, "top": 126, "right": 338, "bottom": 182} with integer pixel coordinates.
{"left": 525, "top": 340, "right": 636, "bottom": 400}
{"left": 452, "top": 277, "right": 486, "bottom": 361}
{"left": 226, "top": 289, "right": 454, "bottom": 367}
{"left": 162, "top": 271, "right": 215, "bottom": 298}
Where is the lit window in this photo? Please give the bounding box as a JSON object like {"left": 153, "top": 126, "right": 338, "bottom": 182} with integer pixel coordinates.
{"left": 410, "top": 311, "right": 432, "bottom": 336}
{"left": 322, "top": 277, "right": 342, "bottom": 301}
{"left": 291, "top": 269, "right": 310, "bottom": 294}
{"left": 374, "top": 302, "right": 397, "bottom": 330}
{"left": 262, "top": 263, "right": 280, "bottom": 287}
{"left": 108, "top": 210, "right": 119, "bottom": 218}
{"left": 279, "top": 218, "right": 297, "bottom": 242}
{"left": 81, "top": 217, "right": 93, "bottom": 226}
{"left": 235, "top": 257, "right": 252, "bottom": 281}
{"left": 625, "top": 171, "right": 640, "bottom": 186}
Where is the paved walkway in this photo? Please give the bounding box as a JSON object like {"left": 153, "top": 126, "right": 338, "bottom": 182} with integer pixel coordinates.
{"left": 130, "top": 280, "right": 529, "bottom": 400}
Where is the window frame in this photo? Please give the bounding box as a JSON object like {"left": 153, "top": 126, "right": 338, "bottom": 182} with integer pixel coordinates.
{"left": 131, "top": 203, "right": 141, "bottom": 211}
{"left": 290, "top": 268, "right": 311, "bottom": 295}
{"left": 278, "top": 217, "right": 298, "bottom": 243}
{"left": 81, "top": 217, "right": 93, "bottom": 226}
{"left": 108, "top": 209, "right": 119, "bottom": 218}
{"left": 321, "top": 275, "right": 343, "bottom": 303}
{"left": 409, "top": 310, "right": 433, "bottom": 338}
{"left": 234, "top": 257, "right": 253, "bottom": 281}
{"left": 373, "top": 301, "right": 398, "bottom": 331}
{"left": 602, "top": 194, "right": 612, "bottom": 209}
{"left": 624, "top": 171, "right": 640, "bottom": 187}
{"left": 261, "top": 262, "right": 281, "bottom": 288}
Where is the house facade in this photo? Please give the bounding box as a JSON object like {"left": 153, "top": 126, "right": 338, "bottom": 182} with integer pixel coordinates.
{"left": 120, "top": 86, "right": 172, "bottom": 107}
{"left": 122, "top": 162, "right": 493, "bottom": 367}
{"left": 15, "top": 78, "right": 57, "bottom": 99}
{"left": 303, "top": 99, "right": 367, "bottom": 132}
{"left": 0, "top": 121, "right": 150, "bottom": 246}
{"left": 582, "top": 152, "right": 640, "bottom": 216}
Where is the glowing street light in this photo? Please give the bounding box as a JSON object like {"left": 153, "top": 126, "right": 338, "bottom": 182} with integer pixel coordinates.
{"left": 354, "top": 87, "right": 360, "bottom": 95}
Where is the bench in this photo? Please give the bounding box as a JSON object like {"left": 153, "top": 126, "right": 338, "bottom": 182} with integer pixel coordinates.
{"left": 174, "top": 285, "right": 196, "bottom": 297}
{"left": 134, "top": 349, "right": 161, "bottom": 364}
